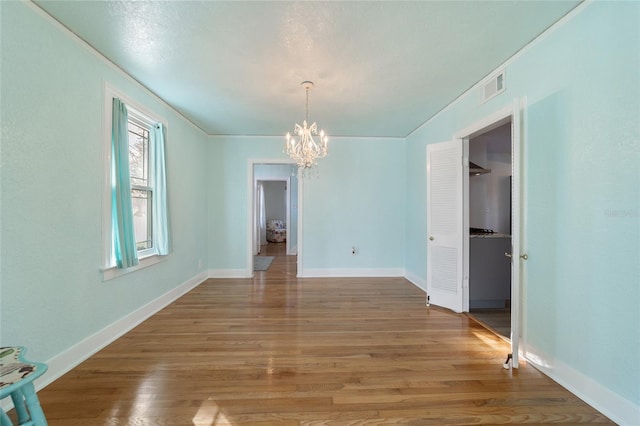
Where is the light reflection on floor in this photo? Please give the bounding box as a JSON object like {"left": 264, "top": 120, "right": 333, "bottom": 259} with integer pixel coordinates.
{"left": 472, "top": 330, "right": 507, "bottom": 351}
{"left": 104, "top": 369, "right": 166, "bottom": 420}
{"left": 192, "top": 398, "right": 232, "bottom": 426}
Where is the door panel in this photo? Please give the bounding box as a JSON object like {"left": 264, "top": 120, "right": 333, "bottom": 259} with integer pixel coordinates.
{"left": 510, "top": 99, "right": 522, "bottom": 368}
{"left": 426, "top": 140, "right": 463, "bottom": 313}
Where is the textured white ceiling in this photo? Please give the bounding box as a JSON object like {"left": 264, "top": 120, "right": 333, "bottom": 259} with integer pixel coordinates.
{"left": 34, "top": 1, "right": 580, "bottom": 137}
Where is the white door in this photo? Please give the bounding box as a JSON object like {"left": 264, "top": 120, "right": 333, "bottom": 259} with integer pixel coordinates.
{"left": 426, "top": 139, "right": 464, "bottom": 313}
{"left": 509, "top": 99, "right": 523, "bottom": 368}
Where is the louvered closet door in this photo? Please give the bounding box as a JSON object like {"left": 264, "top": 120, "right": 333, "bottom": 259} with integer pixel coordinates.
{"left": 426, "top": 140, "right": 463, "bottom": 313}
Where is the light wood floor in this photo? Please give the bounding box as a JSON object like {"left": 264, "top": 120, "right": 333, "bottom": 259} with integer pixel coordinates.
{"left": 468, "top": 309, "right": 511, "bottom": 340}
{"left": 27, "top": 244, "right": 612, "bottom": 425}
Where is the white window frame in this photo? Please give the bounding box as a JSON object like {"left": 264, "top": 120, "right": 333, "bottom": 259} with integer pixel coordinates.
{"left": 102, "top": 83, "right": 168, "bottom": 280}
{"left": 128, "top": 112, "right": 155, "bottom": 257}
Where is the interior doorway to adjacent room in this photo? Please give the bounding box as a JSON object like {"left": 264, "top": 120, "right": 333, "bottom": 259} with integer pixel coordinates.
{"left": 249, "top": 161, "right": 301, "bottom": 277}
{"left": 427, "top": 99, "right": 525, "bottom": 367}
{"left": 467, "top": 122, "right": 513, "bottom": 340}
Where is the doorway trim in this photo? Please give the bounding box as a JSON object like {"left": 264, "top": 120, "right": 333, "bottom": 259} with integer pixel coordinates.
{"left": 247, "top": 159, "right": 303, "bottom": 277}
{"left": 455, "top": 104, "right": 513, "bottom": 313}
{"left": 453, "top": 98, "right": 527, "bottom": 366}
{"left": 256, "top": 178, "right": 292, "bottom": 256}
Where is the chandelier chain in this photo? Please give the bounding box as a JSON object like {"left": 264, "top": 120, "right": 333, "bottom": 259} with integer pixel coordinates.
{"left": 305, "top": 86, "right": 309, "bottom": 122}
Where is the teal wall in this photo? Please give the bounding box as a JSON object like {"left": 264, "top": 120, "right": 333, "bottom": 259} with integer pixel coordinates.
{"left": 1, "top": 0, "right": 637, "bottom": 416}
{"left": 405, "top": 1, "right": 639, "bottom": 405}
{"left": 207, "top": 136, "right": 406, "bottom": 273}
{"left": 206, "top": 136, "right": 284, "bottom": 270}
{"left": 301, "top": 137, "right": 405, "bottom": 271}
{"left": 0, "top": 2, "right": 209, "bottom": 362}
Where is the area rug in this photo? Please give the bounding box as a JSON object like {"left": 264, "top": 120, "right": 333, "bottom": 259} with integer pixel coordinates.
{"left": 254, "top": 256, "right": 274, "bottom": 271}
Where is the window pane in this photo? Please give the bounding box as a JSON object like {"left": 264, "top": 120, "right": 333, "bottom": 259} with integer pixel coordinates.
{"left": 132, "top": 189, "right": 153, "bottom": 251}
{"left": 128, "top": 121, "right": 149, "bottom": 187}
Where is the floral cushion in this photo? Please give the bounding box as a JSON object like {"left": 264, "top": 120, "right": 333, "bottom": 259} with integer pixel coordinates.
{"left": 266, "top": 220, "right": 285, "bottom": 231}
{"left": 266, "top": 220, "right": 286, "bottom": 242}
{"left": 0, "top": 347, "right": 46, "bottom": 391}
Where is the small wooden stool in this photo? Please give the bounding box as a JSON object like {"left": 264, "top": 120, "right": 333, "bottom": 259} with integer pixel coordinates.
{"left": 0, "top": 347, "right": 48, "bottom": 426}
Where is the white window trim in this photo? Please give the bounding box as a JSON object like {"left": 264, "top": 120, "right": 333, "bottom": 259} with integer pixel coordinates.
{"left": 102, "top": 82, "right": 168, "bottom": 281}
{"left": 103, "top": 254, "right": 168, "bottom": 281}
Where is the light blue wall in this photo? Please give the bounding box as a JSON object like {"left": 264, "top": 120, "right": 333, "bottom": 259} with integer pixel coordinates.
{"left": 0, "top": 2, "right": 209, "bottom": 362}
{"left": 405, "top": 1, "right": 639, "bottom": 406}
{"left": 302, "top": 137, "right": 406, "bottom": 271}
{"left": 2, "top": 0, "right": 637, "bottom": 416}
{"left": 206, "top": 136, "right": 284, "bottom": 270}
{"left": 207, "top": 136, "right": 406, "bottom": 273}
{"left": 254, "top": 164, "right": 297, "bottom": 178}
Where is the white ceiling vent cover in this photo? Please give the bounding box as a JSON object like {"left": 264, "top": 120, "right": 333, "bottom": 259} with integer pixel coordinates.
{"left": 481, "top": 70, "right": 505, "bottom": 103}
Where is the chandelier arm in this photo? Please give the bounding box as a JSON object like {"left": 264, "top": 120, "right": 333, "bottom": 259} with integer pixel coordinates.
{"left": 284, "top": 81, "right": 328, "bottom": 172}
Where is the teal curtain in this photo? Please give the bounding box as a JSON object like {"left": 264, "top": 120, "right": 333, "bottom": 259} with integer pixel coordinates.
{"left": 151, "top": 123, "right": 171, "bottom": 255}
{"left": 111, "top": 98, "right": 139, "bottom": 269}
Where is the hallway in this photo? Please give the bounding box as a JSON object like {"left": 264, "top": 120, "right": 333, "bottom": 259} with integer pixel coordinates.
{"left": 256, "top": 242, "right": 297, "bottom": 279}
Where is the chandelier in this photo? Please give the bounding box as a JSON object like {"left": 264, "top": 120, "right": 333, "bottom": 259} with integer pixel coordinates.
{"left": 285, "top": 81, "right": 328, "bottom": 173}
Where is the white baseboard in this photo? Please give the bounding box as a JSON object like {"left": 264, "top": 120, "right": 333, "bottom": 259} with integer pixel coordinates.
{"left": 525, "top": 344, "right": 639, "bottom": 425}
{"left": 300, "top": 268, "right": 404, "bottom": 278}
{"left": 404, "top": 272, "right": 427, "bottom": 293}
{"left": 208, "top": 268, "right": 251, "bottom": 278}
{"left": 14, "top": 271, "right": 207, "bottom": 409}
{"left": 404, "top": 274, "right": 638, "bottom": 424}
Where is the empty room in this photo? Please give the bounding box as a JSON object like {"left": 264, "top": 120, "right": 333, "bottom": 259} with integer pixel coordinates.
{"left": 1, "top": 1, "right": 638, "bottom": 425}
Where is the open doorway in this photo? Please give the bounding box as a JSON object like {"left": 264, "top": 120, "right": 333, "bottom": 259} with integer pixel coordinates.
{"left": 250, "top": 162, "right": 301, "bottom": 276}
{"left": 257, "top": 180, "right": 288, "bottom": 256}
{"left": 467, "top": 122, "right": 512, "bottom": 339}
{"left": 428, "top": 99, "right": 524, "bottom": 367}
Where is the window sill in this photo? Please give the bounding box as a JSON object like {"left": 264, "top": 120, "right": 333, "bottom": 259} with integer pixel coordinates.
{"left": 103, "top": 253, "right": 168, "bottom": 281}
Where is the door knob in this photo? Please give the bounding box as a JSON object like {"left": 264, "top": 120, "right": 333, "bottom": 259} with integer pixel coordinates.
{"left": 429, "top": 236, "right": 434, "bottom": 241}
{"left": 520, "top": 253, "right": 528, "bottom": 260}
{"left": 504, "top": 252, "right": 512, "bottom": 258}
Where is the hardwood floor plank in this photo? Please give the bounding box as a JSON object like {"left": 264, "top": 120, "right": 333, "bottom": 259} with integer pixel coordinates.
{"left": 24, "top": 244, "right": 612, "bottom": 424}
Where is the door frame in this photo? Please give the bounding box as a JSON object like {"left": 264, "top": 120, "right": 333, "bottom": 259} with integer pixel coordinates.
{"left": 247, "top": 159, "right": 303, "bottom": 277}
{"left": 256, "top": 178, "right": 292, "bottom": 256}
{"left": 453, "top": 98, "right": 526, "bottom": 367}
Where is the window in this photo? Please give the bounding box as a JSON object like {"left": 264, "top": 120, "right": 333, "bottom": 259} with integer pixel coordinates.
{"left": 128, "top": 115, "right": 154, "bottom": 254}
{"left": 103, "top": 84, "right": 170, "bottom": 278}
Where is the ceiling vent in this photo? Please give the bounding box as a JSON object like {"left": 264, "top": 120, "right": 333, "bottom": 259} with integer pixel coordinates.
{"left": 481, "top": 70, "right": 505, "bottom": 103}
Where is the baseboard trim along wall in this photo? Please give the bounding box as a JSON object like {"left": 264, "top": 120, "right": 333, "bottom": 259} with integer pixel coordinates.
{"left": 13, "top": 271, "right": 209, "bottom": 410}
{"left": 404, "top": 272, "right": 427, "bottom": 293}
{"left": 9, "top": 267, "right": 633, "bottom": 424}
{"left": 401, "top": 272, "right": 637, "bottom": 423}
{"left": 301, "top": 268, "right": 405, "bottom": 278}
{"left": 525, "top": 344, "right": 640, "bottom": 425}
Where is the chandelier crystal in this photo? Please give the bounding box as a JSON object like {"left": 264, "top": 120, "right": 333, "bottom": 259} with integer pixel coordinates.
{"left": 285, "top": 81, "right": 328, "bottom": 173}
